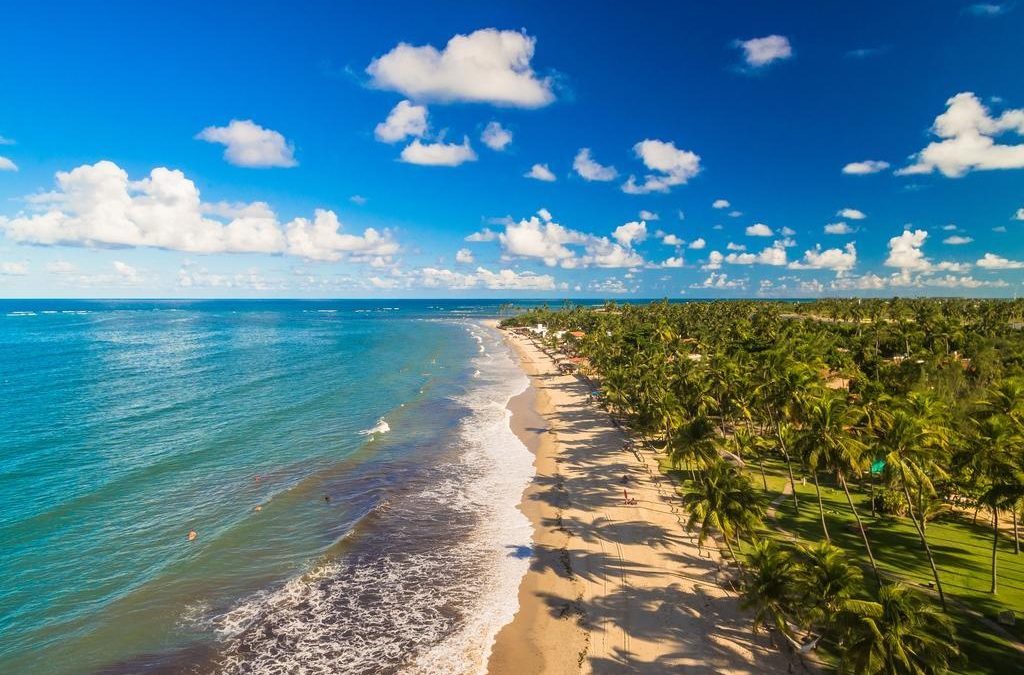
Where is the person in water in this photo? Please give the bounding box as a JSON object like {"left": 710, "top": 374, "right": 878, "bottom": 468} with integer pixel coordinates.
{"left": 188, "top": 530, "right": 197, "bottom": 541}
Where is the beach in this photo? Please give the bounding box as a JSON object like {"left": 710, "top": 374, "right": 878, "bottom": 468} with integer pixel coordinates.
{"left": 488, "top": 323, "right": 792, "bottom": 674}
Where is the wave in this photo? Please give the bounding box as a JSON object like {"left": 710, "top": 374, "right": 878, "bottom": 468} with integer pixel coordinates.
{"left": 358, "top": 417, "right": 391, "bottom": 436}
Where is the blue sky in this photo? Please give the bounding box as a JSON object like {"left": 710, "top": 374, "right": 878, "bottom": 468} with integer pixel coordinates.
{"left": 1, "top": 1, "right": 1023, "bottom": 298}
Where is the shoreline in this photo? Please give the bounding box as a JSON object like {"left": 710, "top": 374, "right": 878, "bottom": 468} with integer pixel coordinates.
{"left": 486, "top": 321, "right": 791, "bottom": 674}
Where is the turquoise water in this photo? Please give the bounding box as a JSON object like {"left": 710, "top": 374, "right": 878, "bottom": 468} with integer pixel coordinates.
{"left": 0, "top": 300, "right": 534, "bottom": 674}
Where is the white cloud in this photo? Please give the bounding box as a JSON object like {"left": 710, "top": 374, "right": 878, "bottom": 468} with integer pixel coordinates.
{"left": 780, "top": 226, "right": 796, "bottom": 236}
{"left": 638, "top": 209, "right": 659, "bottom": 221}
{"left": 662, "top": 233, "right": 683, "bottom": 246}
{"left": 711, "top": 241, "right": 788, "bottom": 267}
{"left": 885, "top": 229, "right": 932, "bottom": 271}
{"left": 831, "top": 274, "right": 888, "bottom": 291}
{"left": 621, "top": 140, "right": 701, "bottom": 194}
{"left": 897, "top": 92, "right": 1024, "bottom": 177}
{"left": 374, "top": 100, "right": 429, "bottom": 143}
{"left": 994, "top": 226, "right": 1008, "bottom": 232}
{"left": 789, "top": 243, "right": 857, "bottom": 273}
{"left": 712, "top": 199, "right": 731, "bottom": 209}
{"left": 688, "top": 237, "right": 706, "bottom": 250}
{"left": 573, "top": 148, "right": 617, "bottom": 181}
{"left": 113, "top": 260, "right": 139, "bottom": 282}
{"left": 0, "top": 156, "right": 18, "bottom": 172}
{"left": 736, "top": 35, "right": 793, "bottom": 67}
{"left": 195, "top": 119, "right": 297, "bottom": 168}
{"left": 943, "top": 235, "right": 974, "bottom": 245}
{"left": 1014, "top": 208, "right": 1024, "bottom": 220}
{"left": 481, "top": 121, "right": 513, "bottom": 150}
{"left": 942, "top": 223, "right": 958, "bottom": 231}
{"left": 419, "top": 265, "right": 556, "bottom": 290}
{"left": 842, "top": 160, "right": 890, "bottom": 175}
{"left": 1, "top": 261, "right": 28, "bottom": 275}
{"left": 495, "top": 210, "right": 643, "bottom": 269}
{"left": 825, "top": 222, "right": 853, "bottom": 235}
{"left": 977, "top": 252, "right": 1024, "bottom": 269}
{"left": 0, "top": 161, "right": 398, "bottom": 262}
{"left": 465, "top": 227, "right": 497, "bottom": 242}
{"left": 350, "top": 195, "right": 367, "bottom": 205}
{"left": 366, "top": 28, "right": 554, "bottom": 108}
{"left": 524, "top": 163, "right": 556, "bottom": 181}
{"left": 499, "top": 213, "right": 588, "bottom": 266}
{"left": 838, "top": 208, "right": 866, "bottom": 220}
{"left": 400, "top": 137, "right": 477, "bottom": 166}
{"left": 746, "top": 223, "right": 774, "bottom": 237}
{"left": 455, "top": 247, "right": 474, "bottom": 264}
{"left": 692, "top": 272, "right": 745, "bottom": 289}
{"left": 612, "top": 220, "right": 647, "bottom": 247}
{"left": 727, "top": 242, "right": 746, "bottom": 251}
{"left": 661, "top": 256, "right": 684, "bottom": 268}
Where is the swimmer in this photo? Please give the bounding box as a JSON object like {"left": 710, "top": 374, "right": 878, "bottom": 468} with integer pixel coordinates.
{"left": 188, "top": 530, "right": 197, "bottom": 541}
{"left": 254, "top": 505, "right": 262, "bottom": 512}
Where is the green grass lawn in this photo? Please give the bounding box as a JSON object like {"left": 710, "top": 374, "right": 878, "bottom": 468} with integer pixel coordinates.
{"left": 753, "top": 457, "right": 1024, "bottom": 674}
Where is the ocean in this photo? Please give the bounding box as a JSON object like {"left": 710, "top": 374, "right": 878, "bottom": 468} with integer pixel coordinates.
{"left": 0, "top": 300, "right": 539, "bottom": 674}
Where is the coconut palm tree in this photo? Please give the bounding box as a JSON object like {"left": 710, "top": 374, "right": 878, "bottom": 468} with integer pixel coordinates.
{"left": 680, "top": 459, "right": 764, "bottom": 561}
{"left": 741, "top": 538, "right": 798, "bottom": 644}
{"left": 876, "top": 406, "right": 949, "bottom": 610}
{"left": 795, "top": 540, "right": 862, "bottom": 633}
{"left": 836, "top": 582, "right": 959, "bottom": 674}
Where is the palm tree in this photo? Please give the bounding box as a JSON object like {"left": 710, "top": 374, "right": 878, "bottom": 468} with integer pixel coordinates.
{"left": 680, "top": 459, "right": 764, "bottom": 561}
{"left": 795, "top": 540, "right": 862, "bottom": 633}
{"left": 796, "top": 392, "right": 881, "bottom": 584}
{"left": 836, "top": 582, "right": 959, "bottom": 674}
{"left": 877, "top": 406, "right": 949, "bottom": 610}
{"left": 741, "top": 538, "right": 798, "bottom": 645}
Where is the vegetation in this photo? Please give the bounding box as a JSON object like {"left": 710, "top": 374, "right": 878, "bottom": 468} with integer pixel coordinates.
{"left": 502, "top": 298, "right": 1024, "bottom": 673}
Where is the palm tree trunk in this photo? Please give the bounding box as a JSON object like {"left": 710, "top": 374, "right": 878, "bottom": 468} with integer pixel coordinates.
{"left": 811, "top": 471, "right": 830, "bottom": 542}
{"left": 900, "top": 480, "right": 946, "bottom": 610}
{"left": 991, "top": 508, "right": 1000, "bottom": 594}
{"left": 839, "top": 472, "right": 881, "bottom": 586}
{"left": 1013, "top": 501, "right": 1020, "bottom": 555}
{"left": 773, "top": 421, "right": 799, "bottom": 512}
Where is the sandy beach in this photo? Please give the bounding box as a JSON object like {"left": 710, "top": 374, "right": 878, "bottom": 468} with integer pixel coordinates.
{"left": 487, "top": 323, "right": 791, "bottom": 674}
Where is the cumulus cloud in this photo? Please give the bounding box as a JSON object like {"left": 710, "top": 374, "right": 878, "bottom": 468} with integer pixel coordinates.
{"left": 0, "top": 156, "right": 17, "bottom": 172}
{"left": 524, "top": 163, "right": 556, "bottom": 181}
{"left": 693, "top": 272, "right": 745, "bottom": 290}
{"left": 495, "top": 211, "right": 644, "bottom": 269}
{"left": 789, "top": 243, "right": 857, "bottom": 273}
{"left": 727, "top": 242, "right": 747, "bottom": 251}
{"left": 842, "top": 160, "right": 890, "bottom": 175}
{"left": 621, "top": 139, "right": 701, "bottom": 194}
{"left": 419, "top": 265, "right": 556, "bottom": 290}
{"left": 897, "top": 92, "right": 1024, "bottom": 177}
{"left": 573, "top": 148, "right": 617, "bottom": 181}
{"left": 977, "top": 252, "right": 1024, "bottom": 269}
{"left": 638, "top": 209, "right": 659, "bottom": 221}
{"left": 662, "top": 233, "right": 683, "bottom": 246}
{"left": 885, "top": 229, "right": 932, "bottom": 271}
{"left": 825, "top": 222, "right": 853, "bottom": 235}
{"left": 746, "top": 223, "right": 773, "bottom": 237}
{"left": 481, "top": 121, "right": 513, "bottom": 150}
{"left": 661, "top": 256, "right": 684, "bottom": 268}
{"left": 400, "top": 137, "right": 477, "bottom": 166}
{"left": 195, "top": 119, "right": 297, "bottom": 168}
{"left": 706, "top": 241, "right": 788, "bottom": 268}
{"left": 1014, "top": 208, "right": 1024, "bottom": 220}
{"left": 366, "top": 28, "right": 554, "bottom": 108}
{"left": 455, "top": 247, "right": 475, "bottom": 263}
{"left": 0, "top": 161, "right": 397, "bottom": 262}
{"left": 113, "top": 260, "right": 139, "bottom": 282}
{"left": 612, "top": 221, "right": 647, "bottom": 248}
{"left": 838, "top": 208, "right": 866, "bottom": 219}
{"left": 943, "top": 235, "right": 974, "bottom": 245}
{"left": 735, "top": 35, "right": 793, "bottom": 67}
{"left": 712, "top": 199, "right": 731, "bottom": 209}
{"left": 688, "top": 238, "right": 706, "bottom": 250}
{"left": 374, "top": 100, "right": 429, "bottom": 143}
{"left": 465, "top": 227, "right": 498, "bottom": 242}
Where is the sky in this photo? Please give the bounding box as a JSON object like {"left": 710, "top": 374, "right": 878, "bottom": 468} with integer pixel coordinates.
{"left": 1, "top": 1, "right": 1023, "bottom": 299}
